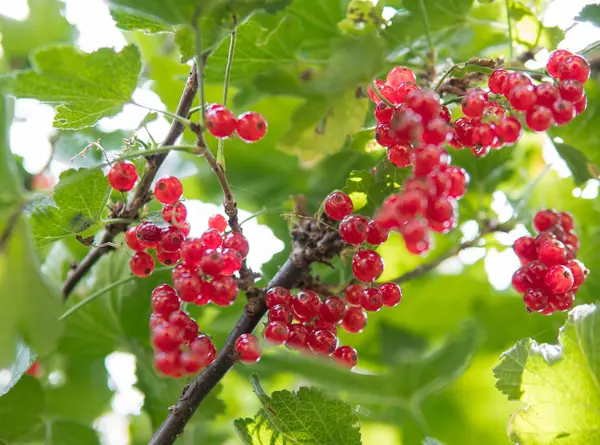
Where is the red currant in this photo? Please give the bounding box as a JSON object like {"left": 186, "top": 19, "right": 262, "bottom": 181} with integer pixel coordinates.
{"left": 549, "top": 291, "right": 575, "bottom": 312}
{"left": 567, "top": 259, "right": 588, "bottom": 287}
{"left": 545, "top": 265, "right": 574, "bottom": 293}
{"left": 268, "top": 304, "right": 293, "bottom": 324}
{"left": 265, "top": 286, "right": 293, "bottom": 308}
{"left": 189, "top": 335, "right": 217, "bottom": 367}
{"left": 264, "top": 321, "right": 289, "bottom": 345}
{"left": 379, "top": 282, "right": 402, "bottom": 307}
{"left": 130, "top": 251, "right": 155, "bottom": 277}
{"left": 559, "top": 211, "right": 575, "bottom": 231}
{"left": 154, "top": 176, "right": 183, "bottom": 205}
{"left": 179, "top": 350, "right": 203, "bottom": 374}
{"left": 156, "top": 248, "right": 180, "bottom": 266}
{"left": 495, "top": 116, "right": 522, "bottom": 144}
{"left": 339, "top": 215, "right": 369, "bottom": 245}
{"left": 488, "top": 69, "right": 508, "bottom": 94}
{"left": 200, "top": 228, "right": 222, "bottom": 250}
{"left": 196, "top": 280, "right": 215, "bottom": 306}
{"left": 523, "top": 288, "right": 549, "bottom": 312}
{"left": 199, "top": 249, "right": 224, "bottom": 277}
{"left": 320, "top": 296, "right": 346, "bottom": 324}
{"left": 352, "top": 250, "right": 384, "bottom": 282}
{"left": 375, "top": 123, "right": 397, "bottom": 147}
{"left": 445, "top": 166, "right": 469, "bottom": 199}
{"left": 413, "top": 145, "right": 446, "bottom": 177}
{"left": 558, "top": 55, "right": 590, "bottom": 83}
{"left": 394, "top": 82, "right": 419, "bottom": 104}
{"left": 159, "top": 226, "right": 184, "bottom": 252}
{"left": 375, "top": 101, "right": 394, "bottom": 124}
{"left": 211, "top": 275, "right": 239, "bottom": 306}
{"left": 180, "top": 238, "right": 205, "bottom": 267}
{"left": 235, "top": 334, "right": 261, "bottom": 364}
{"left": 526, "top": 105, "right": 553, "bottom": 132}
{"left": 154, "top": 350, "right": 181, "bottom": 376}
{"left": 538, "top": 239, "right": 567, "bottom": 266}
{"left": 461, "top": 93, "right": 485, "bottom": 118}
{"left": 345, "top": 284, "right": 364, "bottom": 307}
{"left": 206, "top": 107, "right": 237, "bottom": 138}
{"left": 152, "top": 285, "right": 180, "bottom": 315}
{"left": 125, "top": 226, "right": 144, "bottom": 251}
{"left": 503, "top": 72, "right": 532, "bottom": 96}
{"left": 387, "top": 143, "right": 412, "bottom": 168}
{"left": 422, "top": 118, "right": 449, "bottom": 145}
{"left": 308, "top": 329, "right": 338, "bottom": 355}
{"left": 292, "top": 290, "right": 321, "bottom": 322}
{"left": 341, "top": 307, "right": 367, "bottom": 334}
{"left": 286, "top": 324, "right": 310, "bottom": 350}
{"left": 136, "top": 221, "right": 161, "bottom": 249}
{"left": 360, "top": 288, "right": 383, "bottom": 312}
{"left": 175, "top": 274, "right": 202, "bottom": 303}
{"left": 208, "top": 214, "right": 228, "bottom": 232}
{"left": 551, "top": 99, "right": 575, "bottom": 125}
{"left": 514, "top": 236, "right": 537, "bottom": 262}
{"left": 512, "top": 268, "right": 530, "bottom": 293}
{"left": 333, "top": 346, "right": 358, "bottom": 369}
{"left": 386, "top": 66, "right": 416, "bottom": 88}
{"left": 162, "top": 202, "right": 187, "bottom": 225}
{"left": 222, "top": 232, "right": 249, "bottom": 258}
{"left": 524, "top": 260, "right": 548, "bottom": 288}
{"left": 221, "top": 248, "right": 243, "bottom": 276}
{"left": 108, "top": 161, "right": 138, "bottom": 192}
{"left": 152, "top": 324, "right": 183, "bottom": 352}
{"left": 236, "top": 111, "right": 267, "bottom": 142}
{"left": 574, "top": 94, "right": 587, "bottom": 115}
{"left": 534, "top": 82, "right": 560, "bottom": 108}
{"left": 366, "top": 220, "right": 389, "bottom": 245}
{"left": 559, "top": 80, "right": 584, "bottom": 102}
{"left": 324, "top": 191, "right": 353, "bottom": 221}
{"left": 547, "top": 49, "right": 573, "bottom": 78}
{"left": 508, "top": 84, "right": 536, "bottom": 111}
{"left": 368, "top": 79, "right": 396, "bottom": 104}
{"left": 533, "top": 209, "right": 559, "bottom": 232}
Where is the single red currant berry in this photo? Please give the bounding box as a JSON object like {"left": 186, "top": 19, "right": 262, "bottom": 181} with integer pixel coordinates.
{"left": 195, "top": 280, "right": 215, "bottom": 306}
{"left": 152, "top": 324, "right": 183, "bottom": 351}
{"left": 168, "top": 310, "right": 198, "bottom": 344}
{"left": 558, "top": 80, "right": 584, "bottom": 102}
{"left": 524, "top": 260, "right": 548, "bottom": 288}
{"left": 179, "top": 350, "right": 203, "bottom": 374}
{"left": 156, "top": 248, "right": 180, "bottom": 266}
{"left": 558, "top": 55, "right": 590, "bottom": 83}
{"left": 547, "top": 49, "right": 573, "bottom": 78}
{"left": 208, "top": 214, "right": 228, "bottom": 232}
{"left": 154, "top": 176, "right": 183, "bottom": 205}
{"left": 394, "top": 82, "right": 420, "bottom": 103}
{"left": 172, "top": 262, "right": 198, "bottom": 284}
{"left": 366, "top": 220, "right": 389, "bottom": 245}
{"left": 423, "top": 118, "right": 449, "bottom": 145}
{"left": 538, "top": 239, "right": 567, "bottom": 266}
{"left": 341, "top": 307, "right": 367, "bottom": 334}
{"left": 461, "top": 93, "right": 485, "bottom": 119}
{"left": 407, "top": 90, "right": 442, "bottom": 122}
{"left": 414, "top": 146, "right": 445, "bottom": 177}
{"left": 534, "top": 82, "right": 560, "bottom": 108}
{"left": 559, "top": 211, "right": 575, "bottom": 231}
{"left": 175, "top": 274, "right": 202, "bottom": 303}
{"left": 264, "top": 321, "right": 289, "bottom": 345}
{"left": 549, "top": 291, "right": 575, "bottom": 312}
{"left": 426, "top": 197, "right": 456, "bottom": 225}
{"left": 159, "top": 226, "right": 184, "bottom": 252}
{"left": 339, "top": 215, "right": 369, "bottom": 245}
{"left": 345, "top": 284, "right": 364, "bottom": 307}
{"left": 199, "top": 249, "right": 224, "bottom": 277}
{"left": 211, "top": 275, "right": 239, "bottom": 306}
{"left": 200, "top": 228, "right": 222, "bottom": 250}
{"left": 136, "top": 221, "right": 162, "bottom": 249}
{"left": 108, "top": 161, "right": 138, "bottom": 191}
{"left": 488, "top": 69, "right": 509, "bottom": 94}
{"left": 379, "top": 282, "right": 402, "bottom": 307}
{"left": 292, "top": 290, "right": 321, "bottom": 322}
{"left": 221, "top": 248, "right": 243, "bottom": 276}
{"left": 308, "top": 329, "right": 338, "bottom": 355}
{"left": 567, "top": 259, "right": 588, "bottom": 287}
{"left": 152, "top": 284, "right": 180, "bottom": 315}
{"left": 180, "top": 238, "right": 205, "bottom": 267}
{"left": 235, "top": 333, "right": 261, "bottom": 364}
{"left": 189, "top": 335, "right": 217, "bottom": 367}
{"left": 574, "top": 94, "right": 587, "bottom": 115}
{"left": 514, "top": 236, "right": 537, "bottom": 262}
{"left": 324, "top": 191, "right": 353, "bottom": 221}
{"left": 130, "top": 251, "right": 155, "bottom": 277}
{"left": 533, "top": 209, "right": 559, "bottom": 232}
{"left": 512, "top": 268, "right": 531, "bottom": 294}
{"left": 386, "top": 66, "right": 416, "bottom": 88}
{"left": 526, "top": 105, "right": 554, "bottom": 132}
{"left": 551, "top": 99, "right": 575, "bottom": 125}
{"left": 503, "top": 72, "right": 532, "bottom": 96}
{"left": 154, "top": 350, "right": 181, "bottom": 376}
{"left": 387, "top": 143, "right": 412, "bottom": 168}
{"left": 523, "top": 288, "right": 549, "bottom": 312}
{"left": 352, "top": 250, "right": 384, "bottom": 282}
{"left": 473, "top": 122, "right": 497, "bottom": 147}
{"left": 222, "top": 232, "right": 249, "bottom": 258}
{"left": 162, "top": 201, "right": 187, "bottom": 225}
{"left": 375, "top": 123, "right": 397, "bottom": 147}
{"left": 333, "top": 345, "right": 358, "bottom": 369}
{"left": 401, "top": 218, "right": 430, "bottom": 244}
{"left": 374, "top": 101, "right": 394, "bottom": 124}
{"left": 206, "top": 107, "right": 237, "bottom": 138}
{"left": 265, "top": 286, "right": 293, "bottom": 308}
{"left": 320, "top": 296, "right": 347, "bottom": 324}
{"left": 286, "top": 324, "right": 310, "bottom": 350}
{"left": 268, "top": 304, "right": 293, "bottom": 324}
{"left": 360, "top": 288, "right": 384, "bottom": 312}
{"left": 389, "top": 107, "right": 423, "bottom": 143}
{"left": 125, "top": 226, "right": 144, "bottom": 251}
{"left": 236, "top": 111, "right": 268, "bottom": 142}
{"left": 314, "top": 316, "right": 338, "bottom": 334}
{"left": 495, "top": 116, "right": 522, "bottom": 144}
{"left": 544, "top": 264, "right": 574, "bottom": 293}
{"left": 508, "top": 84, "right": 536, "bottom": 111}
{"left": 445, "top": 166, "right": 469, "bottom": 199}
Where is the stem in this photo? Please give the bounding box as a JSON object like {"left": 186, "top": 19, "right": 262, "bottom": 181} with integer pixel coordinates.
{"left": 417, "top": 0, "right": 434, "bottom": 60}
{"left": 132, "top": 103, "right": 193, "bottom": 128}
{"left": 434, "top": 65, "right": 457, "bottom": 92}
{"left": 370, "top": 80, "right": 395, "bottom": 107}
{"left": 193, "top": 13, "right": 207, "bottom": 129}
{"left": 112, "top": 145, "right": 197, "bottom": 163}
{"left": 504, "top": 0, "right": 514, "bottom": 66}
{"left": 101, "top": 218, "right": 135, "bottom": 225}
{"left": 217, "top": 18, "right": 237, "bottom": 169}
{"left": 508, "top": 66, "right": 546, "bottom": 76}
{"left": 442, "top": 95, "right": 464, "bottom": 106}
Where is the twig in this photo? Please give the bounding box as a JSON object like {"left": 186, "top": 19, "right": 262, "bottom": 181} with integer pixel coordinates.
{"left": 434, "top": 65, "right": 457, "bottom": 92}
{"left": 61, "top": 65, "right": 199, "bottom": 299}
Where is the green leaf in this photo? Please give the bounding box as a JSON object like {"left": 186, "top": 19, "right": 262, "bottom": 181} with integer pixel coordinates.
{"left": 0, "top": 45, "right": 141, "bottom": 130}
{"left": 0, "top": 342, "right": 35, "bottom": 397}
{"left": 576, "top": 4, "right": 600, "bottom": 26}
{"left": 235, "top": 375, "right": 362, "bottom": 445}
{"left": 423, "top": 438, "right": 445, "bottom": 445}
{"left": 552, "top": 142, "right": 595, "bottom": 186}
{"left": 53, "top": 127, "right": 128, "bottom": 168}
{"left": 508, "top": 0, "right": 534, "bottom": 21}
{"left": 279, "top": 89, "right": 369, "bottom": 164}
{"left": 29, "top": 168, "right": 111, "bottom": 248}
{"left": 0, "top": 377, "right": 44, "bottom": 442}
{"left": 110, "top": 9, "right": 172, "bottom": 33}
{"left": 493, "top": 304, "right": 600, "bottom": 444}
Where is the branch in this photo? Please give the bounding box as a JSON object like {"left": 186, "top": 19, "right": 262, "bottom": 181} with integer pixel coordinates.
{"left": 62, "top": 65, "right": 199, "bottom": 298}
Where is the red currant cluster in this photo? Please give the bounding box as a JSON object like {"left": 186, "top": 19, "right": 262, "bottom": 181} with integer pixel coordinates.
{"left": 511, "top": 209, "right": 589, "bottom": 314}
{"left": 205, "top": 104, "right": 267, "bottom": 143}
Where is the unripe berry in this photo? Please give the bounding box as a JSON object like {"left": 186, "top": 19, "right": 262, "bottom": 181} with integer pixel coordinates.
{"left": 333, "top": 346, "right": 358, "bottom": 369}
{"left": 108, "top": 161, "right": 138, "bottom": 191}
{"left": 154, "top": 176, "right": 183, "bottom": 205}
{"left": 130, "top": 251, "right": 155, "bottom": 277}
{"left": 324, "top": 191, "right": 353, "bottom": 221}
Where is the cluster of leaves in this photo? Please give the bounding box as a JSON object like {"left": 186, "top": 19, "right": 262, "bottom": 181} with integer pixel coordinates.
{"left": 1, "top": 0, "right": 600, "bottom": 444}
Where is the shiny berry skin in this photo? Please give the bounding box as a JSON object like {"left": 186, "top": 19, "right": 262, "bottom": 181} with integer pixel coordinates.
{"left": 180, "top": 238, "right": 205, "bottom": 267}
{"left": 352, "top": 250, "right": 384, "bottom": 282}
{"left": 236, "top": 112, "right": 267, "bottom": 142}
{"left": 168, "top": 310, "right": 198, "bottom": 344}
{"left": 367, "top": 79, "right": 395, "bottom": 103}
{"left": 360, "top": 288, "right": 383, "bottom": 312}
{"left": 550, "top": 291, "right": 575, "bottom": 312}
{"left": 189, "top": 335, "right": 217, "bottom": 367}
{"left": 320, "top": 296, "right": 346, "bottom": 324}
{"left": 473, "top": 122, "right": 497, "bottom": 147}
{"left": 159, "top": 226, "right": 184, "bottom": 252}
{"left": 523, "top": 288, "right": 549, "bottom": 312}
{"left": 211, "top": 275, "right": 239, "bottom": 306}
{"left": 423, "top": 118, "right": 449, "bottom": 145}
{"left": 514, "top": 236, "right": 537, "bottom": 262}
{"left": 461, "top": 93, "right": 485, "bottom": 119}
{"left": 526, "top": 105, "right": 553, "bottom": 132}
{"left": 545, "top": 265, "right": 574, "bottom": 293}
{"left": 406, "top": 90, "right": 440, "bottom": 122}
{"left": 162, "top": 202, "right": 187, "bottom": 225}
{"left": 508, "top": 84, "right": 536, "bottom": 111}
{"left": 208, "top": 214, "right": 227, "bottom": 232}
{"left": 394, "top": 82, "right": 419, "bottom": 103}
{"left": 200, "top": 229, "right": 222, "bottom": 250}
{"left": 268, "top": 304, "right": 293, "bottom": 324}
{"left": 264, "top": 321, "right": 289, "bottom": 345}
{"left": 154, "top": 176, "right": 183, "bottom": 205}
{"left": 308, "top": 329, "right": 338, "bottom": 355}
{"left": 221, "top": 248, "right": 243, "bottom": 276}
{"left": 292, "top": 290, "right": 321, "bottom": 322}
{"left": 559, "top": 211, "right": 575, "bottom": 231}
{"left": 547, "top": 49, "right": 573, "bottom": 78}
{"left": 558, "top": 55, "right": 590, "bottom": 83}
{"left": 534, "top": 82, "right": 560, "bottom": 108}
{"left": 265, "top": 287, "right": 293, "bottom": 308}
{"left": 375, "top": 101, "right": 394, "bottom": 124}
{"left": 375, "top": 123, "right": 396, "bottom": 147}
{"left": 286, "top": 324, "right": 309, "bottom": 350}
{"left": 386, "top": 66, "right": 416, "bottom": 88}
{"left": 503, "top": 72, "right": 532, "bottom": 96}
{"left": 314, "top": 316, "right": 337, "bottom": 334}
{"left": 339, "top": 215, "right": 368, "bottom": 245}
{"left": 199, "top": 249, "right": 224, "bottom": 277}
{"left": 333, "top": 346, "right": 358, "bottom": 369}
{"left": 524, "top": 260, "right": 548, "bottom": 288}
{"left": 152, "top": 285, "right": 180, "bottom": 315}
{"left": 179, "top": 350, "right": 203, "bottom": 374}
{"left": 574, "top": 95, "right": 587, "bottom": 115}
{"left": 341, "top": 307, "right": 367, "bottom": 334}
{"left": 125, "top": 226, "right": 144, "bottom": 251}
{"left": 130, "top": 251, "right": 155, "bottom": 277}
{"left": 567, "top": 259, "right": 588, "bottom": 287}
{"left": 533, "top": 209, "right": 559, "bottom": 232}
{"left": 195, "top": 280, "right": 214, "bottom": 306}
{"left": 177, "top": 220, "right": 190, "bottom": 237}
{"left": 538, "top": 239, "right": 567, "bottom": 267}
{"left": 154, "top": 350, "right": 181, "bottom": 376}
{"left": 488, "top": 69, "right": 509, "bottom": 94}
{"left": 387, "top": 143, "right": 411, "bottom": 168}
{"left": 156, "top": 248, "right": 180, "bottom": 266}
{"left": 379, "top": 282, "right": 402, "bottom": 307}
{"left": 445, "top": 166, "right": 468, "bottom": 199}
{"left": 136, "top": 222, "right": 162, "bottom": 249}
{"left": 206, "top": 107, "right": 237, "bottom": 138}
{"left": 512, "top": 268, "right": 530, "bottom": 294}
{"left": 366, "top": 220, "right": 388, "bottom": 245}
{"left": 324, "top": 191, "right": 353, "bottom": 221}
{"left": 108, "top": 161, "right": 138, "bottom": 192}
{"left": 222, "top": 232, "right": 249, "bottom": 258}
{"left": 558, "top": 80, "right": 584, "bottom": 102}
{"left": 345, "top": 284, "right": 364, "bottom": 307}
{"left": 496, "top": 116, "right": 522, "bottom": 144}
{"left": 152, "top": 324, "right": 183, "bottom": 351}
{"left": 413, "top": 146, "right": 446, "bottom": 177}
{"left": 552, "top": 99, "right": 575, "bottom": 125}
{"left": 175, "top": 274, "right": 202, "bottom": 303}
{"left": 235, "top": 334, "right": 261, "bottom": 364}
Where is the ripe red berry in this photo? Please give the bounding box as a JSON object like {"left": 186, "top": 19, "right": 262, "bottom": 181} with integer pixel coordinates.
{"left": 558, "top": 80, "right": 584, "bottom": 102}
{"left": 366, "top": 220, "right": 388, "bottom": 245}
{"left": 388, "top": 143, "right": 412, "bottom": 168}
{"left": 407, "top": 90, "right": 442, "bottom": 122}
{"left": 108, "top": 161, "right": 138, "bottom": 191}
{"left": 152, "top": 324, "right": 183, "bottom": 352}
{"left": 125, "top": 226, "right": 144, "bottom": 251}
{"left": 154, "top": 350, "right": 181, "bottom": 376}
{"left": 156, "top": 248, "right": 180, "bottom": 266}
{"left": 533, "top": 209, "right": 559, "bottom": 232}
{"left": 162, "top": 202, "right": 187, "bottom": 225}
{"left": 559, "top": 211, "right": 575, "bottom": 231}
{"left": 394, "top": 82, "right": 419, "bottom": 103}
{"left": 549, "top": 291, "right": 575, "bottom": 312}
{"left": 445, "top": 166, "right": 469, "bottom": 199}
{"left": 206, "top": 107, "right": 237, "bottom": 138}
{"left": 168, "top": 310, "right": 198, "bottom": 344}
{"left": 159, "top": 226, "right": 184, "bottom": 252}
{"left": 523, "top": 288, "right": 549, "bottom": 312}
{"left": 386, "top": 66, "right": 416, "bottom": 88}
{"left": 175, "top": 274, "right": 202, "bottom": 303}
{"left": 320, "top": 296, "right": 346, "bottom": 324}
{"left": 195, "top": 281, "right": 214, "bottom": 306}
{"left": 526, "top": 105, "right": 553, "bottom": 132}
{"left": 423, "top": 118, "right": 449, "bottom": 145}
{"left": 189, "top": 335, "right": 217, "bottom": 367}
{"left": 514, "top": 236, "right": 537, "bottom": 262}
{"left": 523, "top": 260, "right": 548, "bottom": 288}
{"left": 379, "top": 282, "right": 402, "bottom": 307}
{"left": 545, "top": 265, "right": 574, "bottom": 293}
{"left": 130, "top": 251, "right": 155, "bottom": 277}
{"left": 375, "top": 123, "right": 396, "bottom": 147}
{"left": 508, "top": 84, "right": 536, "bottom": 111}
{"left": 390, "top": 108, "right": 423, "bottom": 143}
{"left": 368, "top": 79, "right": 395, "bottom": 103}
{"left": 263, "top": 321, "right": 289, "bottom": 345}
{"left": 352, "top": 250, "right": 384, "bottom": 282}
{"left": 235, "top": 334, "right": 261, "bottom": 364}
{"left": 292, "top": 290, "right": 321, "bottom": 322}
{"left": 308, "top": 329, "right": 338, "bottom": 355}
{"left": 557, "top": 55, "right": 590, "bottom": 84}
{"left": 199, "top": 249, "right": 224, "bottom": 277}
{"left": 512, "top": 268, "right": 530, "bottom": 293}
{"left": 236, "top": 111, "right": 268, "bottom": 142}
{"left": 286, "top": 324, "right": 310, "bottom": 350}
{"left": 344, "top": 284, "right": 364, "bottom": 307}
{"left": 495, "top": 116, "right": 522, "bottom": 144}
{"left": 268, "top": 304, "right": 293, "bottom": 324}
{"left": 488, "top": 69, "right": 509, "bottom": 94}
{"left": 179, "top": 350, "right": 203, "bottom": 374}
{"left": 136, "top": 222, "right": 162, "bottom": 249}
{"left": 339, "top": 215, "right": 369, "bottom": 245}
{"left": 534, "top": 82, "right": 560, "bottom": 108}
{"left": 208, "top": 214, "right": 228, "bottom": 232}
{"left": 154, "top": 176, "right": 183, "bottom": 205}
{"left": 551, "top": 99, "right": 575, "bottom": 125}
{"left": 180, "top": 238, "right": 205, "bottom": 267}
{"left": 265, "top": 286, "right": 293, "bottom": 308}
{"left": 567, "top": 259, "right": 588, "bottom": 287}
{"left": 503, "top": 72, "right": 532, "bottom": 96}
{"left": 547, "top": 49, "right": 573, "bottom": 78}
{"left": 221, "top": 248, "right": 242, "bottom": 276}
{"left": 574, "top": 94, "right": 587, "bottom": 115}
{"left": 360, "top": 288, "right": 383, "bottom": 312}
{"left": 341, "top": 307, "right": 367, "bottom": 334}
{"left": 461, "top": 93, "right": 485, "bottom": 119}
{"left": 211, "top": 275, "right": 239, "bottom": 306}
{"left": 222, "top": 232, "right": 249, "bottom": 258}
{"left": 324, "top": 191, "right": 353, "bottom": 221}
{"left": 152, "top": 285, "right": 181, "bottom": 316}
{"left": 333, "top": 346, "right": 358, "bottom": 369}
{"left": 375, "top": 101, "right": 394, "bottom": 124}
{"left": 200, "top": 228, "right": 222, "bottom": 250}
{"left": 538, "top": 239, "right": 567, "bottom": 266}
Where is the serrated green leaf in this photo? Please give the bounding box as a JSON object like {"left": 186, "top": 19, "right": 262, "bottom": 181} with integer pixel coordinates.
{"left": 576, "top": 4, "right": 600, "bottom": 26}
{"left": 286, "top": 0, "right": 347, "bottom": 54}
{"left": 29, "top": 168, "right": 111, "bottom": 248}
{"left": 493, "top": 304, "right": 600, "bottom": 444}
{"left": 552, "top": 142, "right": 595, "bottom": 186}
{"left": 235, "top": 375, "right": 362, "bottom": 445}
{"left": 0, "top": 377, "right": 44, "bottom": 442}
{"left": 110, "top": 9, "right": 172, "bottom": 33}
{"left": 0, "top": 45, "right": 141, "bottom": 130}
